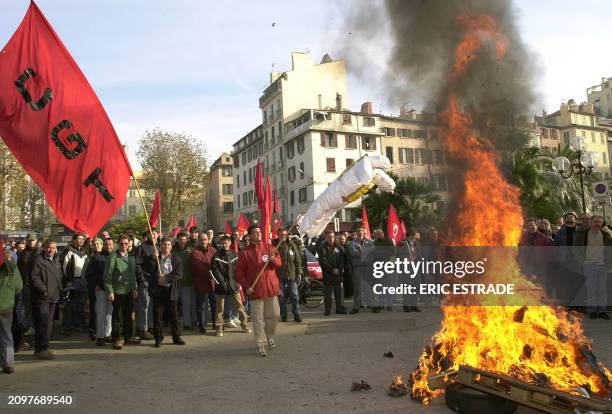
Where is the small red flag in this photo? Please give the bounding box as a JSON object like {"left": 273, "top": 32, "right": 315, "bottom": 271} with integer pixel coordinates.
{"left": 149, "top": 190, "right": 161, "bottom": 228}
{"left": 255, "top": 159, "right": 264, "bottom": 210}
{"left": 236, "top": 213, "right": 250, "bottom": 237}
{"left": 225, "top": 221, "right": 232, "bottom": 235}
{"left": 362, "top": 206, "right": 372, "bottom": 239}
{"left": 186, "top": 215, "right": 197, "bottom": 231}
{"left": 169, "top": 226, "right": 181, "bottom": 238}
{"left": 386, "top": 204, "right": 405, "bottom": 246}
{"left": 259, "top": 176, "right": 273, "bottom": 243}
{"left": 0, "top": 3, "right": 132, "bottom": 236}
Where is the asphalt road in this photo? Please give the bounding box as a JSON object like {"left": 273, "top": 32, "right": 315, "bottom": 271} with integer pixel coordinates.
{"left": 1, "top": 302, "right": 610, "bottom": 414}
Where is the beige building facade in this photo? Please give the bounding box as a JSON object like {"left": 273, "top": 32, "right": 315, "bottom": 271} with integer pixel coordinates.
{"left": 206, "top": 153, "right": 234, "bottom": 231}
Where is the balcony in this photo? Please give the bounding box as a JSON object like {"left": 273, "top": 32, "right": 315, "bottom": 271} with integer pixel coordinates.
{"left": 285, "top": 119, "right": 313, "bottom": 142}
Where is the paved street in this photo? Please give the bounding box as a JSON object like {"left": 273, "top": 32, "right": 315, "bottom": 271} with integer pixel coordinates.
{"left": 1, "top": 303, "right": 610, "bottom": 414}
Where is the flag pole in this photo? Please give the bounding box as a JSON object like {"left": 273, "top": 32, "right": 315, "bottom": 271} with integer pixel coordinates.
{"left": 131, "top": 174, "right": 164, "bottom": 280}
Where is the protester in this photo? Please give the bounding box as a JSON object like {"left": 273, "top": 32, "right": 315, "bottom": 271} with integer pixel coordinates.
{"left": 188, "top": 227, "right": 199, "bottom": 249}
{"left": 578, "top": 213, "right": 592, "bottom": 232}
{"left": 149, "top": 237, "right": 185, "bottom": 347}
{"left": 553, "top": 212, "right": 583, "bottom": 306}
{"left": 85, "top": 238, "right": 103, "bottom": 341}
{"left": 30, "top": 239, "right": 62, "bottom": 360}
{"left": 134, "top": 230, "right": 157, "bottom": 340}
{"left": 236, "top": 225, "right": 281, "bottom": 357}
{"left": 317, "top": 231, "right": 347, "bottom": 316}
{"left": 1, "top": 247, "right": 23, "bottom": 373}
{"left": 336, "top": 233, "right": 353, "bottom": 298}
{"left": 86, "top": 238, "right": 114, "bottom": 346}
{"left": 104, "top": 235, "right": 139, "bottom": 350}
{"left": 274, "top": 229, "right": 303, "bottom": 323}
{"left": 192, "top": 233, "right": 217, "bottom": 334}
{"left": 402, "top": 227, "right": 421, "bottom": 312}
{"left": 349, "top": 226, "right": 374, "bottom": 314}
{"left": 60, "top": 233, "right": 88, "bottom": 335}
{"left": 174, "top": 233, "right": 196, "bottom": 330}
{"left": 211, "top": 235, "right": 250, "bottom": 336}
{"left": 15, "top": 232, "right": 38, "bottom": 350}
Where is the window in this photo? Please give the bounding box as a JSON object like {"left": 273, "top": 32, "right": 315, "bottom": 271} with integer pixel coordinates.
{"left": 399, "top": 148, "right": 414, "bottom": 164}
{"left": 223, "top": 202, "right": 233, "bottom": 213}
{"left": 241, "top": 152, "right": 246, "bottom": 164}
{"left": 222, "top": 184, "right": 233, "bottom": 195}
{"left": 248, "top": 168, "right": 253, "bottom": 183}
{"left": 288, "top": 166, "right": 296, "bottom": 182}
{"left": 563, "top": 131, "right": 570, "bottom": 145}
{"left": 248, "top": 191, "right": 253, "bottom": 205}
{"left": 290, "top": 190, "right": 295, "bottom": 206}
{"left": 247, "top": 148, "right": 252, "bottom": 162}
{"left": 415, "top": 130, "right": 427, "bottom": 139}
{"left": 128, "top": 205, "right": 136, "bottom": 215}
{"left": 253, "top": 145, "right": 258, "bottom": 158}
{"left": 299, "top": 162, "right": 305, "bottom": 178}
{"left": 417, "top": 149, "right": 432, "bottom": 164}
{"left": 384, "top": 127, "right": 396, "bottom": 136}
{"left": 286, "top": 142, "right": 295, "bottom": 159}
{"left": 237, "top": 197, "right": 240, "bottom": 208}
{"left": 243, "top": 171, "right": 247, "bottom": 186}
{"left": 326, "top": 158, "right": 336, "bottom": 173}
{"left": 242, "top": 193, "right": 247, "bottom": 206}
{"left": 552, "top": 129, "right": 559, "bottom": 140}
{"left": 433, "top": 175, "right": 447, "bottom": 191}
{"left": 128, "top": 190, "right": 135, "bottom": 198}
{"left": 433, "top": 150, "right": 445, "bottom": 164}
{"left": 345, "top": 134, "right": 357, "bottom": 149}
{"left": 385, "top": 146, "right": 394, "bottom": 163}
{"left": 236, "top": 175, "right": 240, "bottom": 188}
{"left": 399, "top": 128, "right": 412, "bottom": 138}
{"left": 271, "top": 126, "right": 275, "bottom": 145}
{"left": 222, "top": 166, "right": 232, "bottom": 176}
{"left": 592, "top": 131, "right": 596, "bottom": 143}
{"left": 320, "top": 132, "right": 338, "bottom": 147}
{"left": 603, "top": 152, "right": 608, "bottom": 164}
{"left": 601, "top": 133, "right": 606, "bottom": 144}
{"left": 297, "top": 137, "right": 305, "bottom": 154}
{"left": 346, "top": 158, "right": 354, "bottom": 168}
{"left": 362, "top": 136, "right": 376, "bottom": 151}
{"left": 363, "top": 117, "right": 375, "bottom": 127}
{"left": 342, "top": 114, "right": 352, "bottom": 125}
{"left": 233, "top": 156, "right": 239, "bottom": 168}
{"left": 299, "top": 187, "right": 307, "bottom": 203}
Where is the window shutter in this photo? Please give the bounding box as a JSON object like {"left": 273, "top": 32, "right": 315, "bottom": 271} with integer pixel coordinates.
{"left": 320, "top": 133, "right": 326, "bottom": 147}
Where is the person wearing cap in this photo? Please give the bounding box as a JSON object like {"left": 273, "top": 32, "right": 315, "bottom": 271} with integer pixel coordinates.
{"left": 1, "top": 247, "right": 23, "bottom": 373}
{"left": 60, "top": 233, "right": 89, "bottom": 335}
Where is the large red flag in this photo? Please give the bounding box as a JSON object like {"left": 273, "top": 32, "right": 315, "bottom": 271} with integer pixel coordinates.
{"left": 362, "top": 206, "right": 372, "bottom": 239}
{"left": 0, "top": 3, "right": 132, "bottom": 236}
{"left": 236, "top": 213, "right": 250, "bottom": 237}
{"left": 259, "top": 176, "right": 272, "bottom": 243}
{"left": 255, "top": 159, "right": 264, "bottom": 210}
{"left": 386, "top": 204, "right": 405, "bottom": 246}
{"left": 225, "top": 221, "right": 232, "bottom": 235}
{"left": 186, "top": 214, "right": 197, "bottom": 231}
{"left": 149, "top": 190, "right": 161, "bottom": 228}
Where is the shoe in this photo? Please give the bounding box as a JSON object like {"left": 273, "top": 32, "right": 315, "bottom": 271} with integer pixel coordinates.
{"left": 294, "top": 315, "right": 302, "bottom": 323}
{"left": 125, "top": 337, "right": 141, "bottom": 345}
{"left": 172, "top": 337, "right": 186, "bottom": 345}
{"left": 411, "top": 306, "right": 421, "bottom": 312}
{"left": 155, "top": 336, "right": 164, "bottom": 348}
{"left": 232, "top": 317, "right": 241, "bottom": 325}
{"left": 281, "top": 314, "right": 287, "bottom": 322}
{"left": 350, "top": 309, "right": 359, "bottom": 315}
{"left": 324, "top": 310, "right": 331, "bottom": 316}
{"left": 113, "top": 340, "right": 123, "bottom": 350}
{"left": 386, "top": 306, "right": 393, "bottom": 311}
{"left": 2, "top": 366, "right": 15, "bottom": 374}
{"left": 403, "top": 306, "right": 411, "bottom": 312}
{"left": 267, "top": 338, "right": 276, "bottom": 349}
{"left": 198, "top": 326, "right": 206, "bottom": 335}
{"left": 35, "top": 350, "right": 55, "bottom": 360}
{"left": 104, "top": 336, "right": 113, "bottom": 343}
{"left": 216, "top": 330, "right": 223, "bottom": 337}
{"left": 257, "top": 344, "right": 267, "bottom": 357}
{"left": 336, "top": 308, "right": 347, "bottom": 314}
{"left": 136, "top": 330, "right": 154, "bottom": 340}
{"left": 96, "top": 338, "right": 105, "bottom": 346}
{"left": 372, "top": 307, "right": 381, "bottom": 313}
{"left": 599, "top": 312, "right": 610, "bottom": 320}
{"left": 589, "top": 312, "right": 598, "bottom": 319}
{"left": 212, "top": 323, "right": 217, "bottom": 331}
{"left": 15, "top": 341, "right": 32, "bottom": 352}
{"left": 224, "top": 320, "right": 237, "bottom": 328}
{"left": 241, "top": 325, "right": 252, "bottom": 333}
{"left": 22, "top": 327, "right": 34, "bottom": 336}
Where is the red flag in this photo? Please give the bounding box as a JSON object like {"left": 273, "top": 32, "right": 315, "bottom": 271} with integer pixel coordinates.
{"left": 186, "top": 215, "right": 197, "bottom": 231}
{"left": 225, "top": 221, "right": 232, "bottom": 235}
{"left": 401, "top": 221, "right": 407, "bottom": 238}
{"left": 169, "top": 226, "right": 181, "bottom": 238}
{"left": 386, "top": 204, "right": 405, "bottom": 246}
{"left": 255, "top": 159, "right": 264, "bottom": 209}
{"left": 259, "top": 176, "right": 272, "bottom": 243}
{"left": 0, "top": 3, "right": 132, "bottom": 236}
{"left": 272, "top": 216, "right": 283, "bottom": 239}
{"left": 236, "top": 213, "right": 250, "bottom": 237}
{"left": 362, "top": 206, "right": 372, "bottom": 239}
{"left": 149, "top": 190, "right": 161, "bottom": 228}
{"left": 273, "top": 188, "right": 279, "bottom": 214}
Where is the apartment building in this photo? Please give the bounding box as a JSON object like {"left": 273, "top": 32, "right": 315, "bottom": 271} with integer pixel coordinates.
{"left": 587, "top": 76, "right": 612, "bottom": 118}
{"left": 206, "top": 153, "right": 234, "bottom": 231}
{"left": 232, "top": 125, "right": 263, "bottom": 222}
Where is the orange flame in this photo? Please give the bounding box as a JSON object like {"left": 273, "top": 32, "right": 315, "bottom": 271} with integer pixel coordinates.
{"left": 410, "top": 14, "right": 612, "bottom": 405}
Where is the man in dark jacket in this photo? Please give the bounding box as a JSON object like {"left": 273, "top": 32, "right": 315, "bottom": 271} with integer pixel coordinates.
{"left": 149, "top": 237, "right": 185, "bottom": 347}
{"left": 317, "top": 231, "right": 347, "bottom": 316}
{"left": 274, "top": 229, "right": 303, "bottom": 323}
{"left": 29, "top": 240, "right": 62, "bottom": 360}
{"left": 211, "top": 236, "right": 250, "bottom": 337}
{"left": 553, "top": 212, "right": 583, "bottom": 306}
{"left": 86, "top": 238, "right": 114, "bottom": 345}
{"left": 134, "top": 230, "right": 157, "bottom": 340}
{"left": 14, "top": 233, "right": 38, "bottom": 349}
{"left": 60, "top": 233, "right": 88, "bottom": 334}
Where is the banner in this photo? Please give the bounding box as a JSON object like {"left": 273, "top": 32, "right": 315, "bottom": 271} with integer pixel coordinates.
{"left": 0, "top": 3, "right": 132, "bottom": 236}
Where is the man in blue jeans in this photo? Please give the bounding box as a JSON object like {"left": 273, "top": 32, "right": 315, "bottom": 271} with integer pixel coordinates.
{"left": 576, "top": 215, "right": 611, "bottom": 320}
{"left": 274, "top": 230, "right": 303, "bottom": 322}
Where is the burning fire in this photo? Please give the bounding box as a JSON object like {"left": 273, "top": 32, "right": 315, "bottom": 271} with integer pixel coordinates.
{"left": 389, "top": 375, "right": 408, "bottom": 397}
{"left": 410, "top": 14, "right": 612, "bottom": 405}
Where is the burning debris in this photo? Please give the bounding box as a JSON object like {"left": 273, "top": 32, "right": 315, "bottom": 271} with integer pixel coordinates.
{"left": 388, "top": 375, "right": 408, "bottom": 397}
{"left": 350, "top": 380, "right": 371, "bottom": 392}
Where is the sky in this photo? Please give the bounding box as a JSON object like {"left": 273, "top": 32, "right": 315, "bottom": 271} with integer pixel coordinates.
{"left": 0, "top": 0, "right": 610, "bottom": 167}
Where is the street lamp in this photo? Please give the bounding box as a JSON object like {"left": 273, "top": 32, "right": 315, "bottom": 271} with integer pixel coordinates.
{"left": 552, "top": 136, "right": 599, "bottom": 213}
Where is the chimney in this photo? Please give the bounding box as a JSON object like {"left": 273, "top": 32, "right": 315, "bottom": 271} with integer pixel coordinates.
{"left": 360, "top": 101, "right": 372, "bottom": 114}
{"left": 336, "top": 93, "right": 343, "bottom": 111}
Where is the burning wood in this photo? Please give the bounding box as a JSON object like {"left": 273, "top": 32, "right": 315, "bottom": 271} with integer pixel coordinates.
{"left": 350, "top": 380, "right": 371, "bottom": 392}
{"left": 388, "top": 375, "right": 408, "bottom": 397}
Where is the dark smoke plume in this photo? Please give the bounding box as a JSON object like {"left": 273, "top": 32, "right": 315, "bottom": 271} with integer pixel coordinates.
{"left": 340, "top": 0, "right": 539, "bottom": 118}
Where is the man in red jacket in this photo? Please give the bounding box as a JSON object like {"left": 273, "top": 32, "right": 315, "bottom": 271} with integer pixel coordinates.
{"left": 236, "top": 225, "right": 281, "bottom": 357}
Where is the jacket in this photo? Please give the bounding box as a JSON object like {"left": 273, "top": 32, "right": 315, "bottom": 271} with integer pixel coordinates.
{"left": 30, "top": 252, "right": 63, "bottom": 303}
{"left": 317, "top": 243, "right": 345, "bottom": 284}
{"left": 192, "top": 245, "right": 217, "bottom": 294}
{"left": 211, "top": 249, "right": 239, "bottom": 295}
{"left": 274, "top": 239, "right": 302, "bottom": 280}
{"left": 174, "top": 243, "right": 194, "bottom": 288}
{"left": 85, "top": 250, "right": 111, "bottom": 291}
{"left": 574, "top": 229, "right": 612, "bottom": 268}
{"left": 0, "top": 261, "right": 23, "bottom": 311}
{"left": 236, "top": 242, "right": 281, "bottom": 300}
{"left": 349, "top": 237, "right": 374, "bottom": 268}
{"left": 104, "top": 252, "right": 137, "bottom": 295}
{"left": 149, "top": 253, "right": 183, "bottom": 301}
{"left": 17, "top": 244, "right": 39, "bottom": 286}
{"left": 61, "top": 244, "right": 88, "bottom": 283}
{"left": 135, "top": 240, "right": 159, "bottom": 289}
